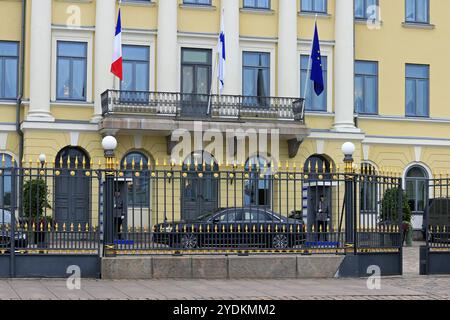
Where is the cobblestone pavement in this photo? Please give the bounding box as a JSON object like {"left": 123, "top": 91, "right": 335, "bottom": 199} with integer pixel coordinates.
{"left": 0, "top": 242, "right": 449, "bottom": 300}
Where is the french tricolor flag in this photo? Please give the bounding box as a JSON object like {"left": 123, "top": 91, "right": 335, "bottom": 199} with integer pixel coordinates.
{"left": 111, "top": 9, "right": 123, "bottom": 81}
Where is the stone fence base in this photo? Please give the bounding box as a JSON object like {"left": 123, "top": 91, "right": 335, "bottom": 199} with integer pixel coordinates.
{"left": 102, "top": 255, "right": 345, "bottom": 280}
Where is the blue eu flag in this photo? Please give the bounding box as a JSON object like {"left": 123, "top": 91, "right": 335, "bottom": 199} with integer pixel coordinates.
{"left": 310, "top": 22, "right": 324, "bottom": 96}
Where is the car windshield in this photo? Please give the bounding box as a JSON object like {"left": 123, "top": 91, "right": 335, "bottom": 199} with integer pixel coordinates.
{"left": 195, "top": 212, "right": 215, "bottom": 221}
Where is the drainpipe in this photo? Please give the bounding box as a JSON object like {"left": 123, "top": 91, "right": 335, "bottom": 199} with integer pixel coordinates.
{"left": 16, "top": 0, "right": 26, "bottom": 166}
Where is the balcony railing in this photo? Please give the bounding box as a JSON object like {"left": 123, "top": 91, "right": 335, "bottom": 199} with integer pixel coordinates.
{"left": 101, "top": 90, "right": 305, "bottom": 123}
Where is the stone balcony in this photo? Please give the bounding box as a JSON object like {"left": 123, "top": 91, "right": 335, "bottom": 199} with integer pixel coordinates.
{"left": 100, "top": 90, "right": 311, "bottom": 157}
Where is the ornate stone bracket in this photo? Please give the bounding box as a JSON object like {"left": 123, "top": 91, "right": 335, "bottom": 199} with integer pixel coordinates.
{"left": 287, "top": 138, "right": 304, "bottom": 159}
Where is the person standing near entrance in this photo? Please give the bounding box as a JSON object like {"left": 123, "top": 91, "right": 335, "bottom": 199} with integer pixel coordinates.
{"left": 113, "top": 190, "right": 125, "bottom": 240}
{"left": 316, "top": 194, "right": 330, "bottom": 241}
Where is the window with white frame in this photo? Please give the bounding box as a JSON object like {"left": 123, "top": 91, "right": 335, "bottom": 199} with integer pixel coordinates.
{"left": 56, "top": 41, "right": 87, "bottom": 101}
{"left": 301, "top": 0, "right": 327, "bottom": 14}
{"left": 300, "top": 55, "right": 328, "bottom": 111}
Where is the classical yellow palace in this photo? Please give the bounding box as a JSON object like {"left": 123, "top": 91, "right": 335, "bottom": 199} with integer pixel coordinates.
{"left": 0, "top": 0, "right": 447, "bottom": 232}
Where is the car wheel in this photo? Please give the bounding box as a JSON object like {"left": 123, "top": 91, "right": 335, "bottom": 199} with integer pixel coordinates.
{"left": 180, "top": 233, "right": 198, "bottom": 249}
{"left": 272, "top": 234, "right": 289, "bottom": 249}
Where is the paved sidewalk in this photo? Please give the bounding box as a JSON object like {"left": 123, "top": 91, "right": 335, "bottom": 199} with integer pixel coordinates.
{"left": 1, "top": 242, "right": 449, "bottom": 300}
{"left": 0, "top": 276, "right": 449, "bottom": 300}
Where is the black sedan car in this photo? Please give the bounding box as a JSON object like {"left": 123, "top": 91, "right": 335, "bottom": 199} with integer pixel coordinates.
{"left": 0, "top": 210, "right": 28, "bottom": 250}
{"left": 153, "top": 207, "right": 305, "bottom": 249}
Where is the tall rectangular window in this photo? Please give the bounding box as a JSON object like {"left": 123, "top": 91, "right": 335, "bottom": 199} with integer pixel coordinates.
{"left": 355, "top": 0, "right": 378, "bottom": 19}
{"left": 243, "top": 0, "right": 270, "bottom": 9}
{"left": 0, "top": 41, "right": 19, "bottom": 100}
{"left": 301, "top": 0, "right": 327, "bottom": 13}
{"left": 355, "top": 61, "right": 378, "bottom": 115}
{"left": 56, "top": 41, "right": 87, "bottom": 101}
{"left": 121, "top": 45, "right": 149, "bottom": 91}
{"left": 406, "top": 64, "right": 429, "bottom": 117}
{"left": 300, "top": 55, "right": 327, "bottom": 111}
{"left": 406, "top": 0, "right": 429, "bottom": 23}
{"left": 242, "top": 52, "right": 270, "bottom": 107}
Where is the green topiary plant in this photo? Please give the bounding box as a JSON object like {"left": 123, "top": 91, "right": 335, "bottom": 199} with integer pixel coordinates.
{"left": 23, "top": 178, "right": 51, "bottom": 219}
{"left": 380, "top": 187, "right": 412, "bottom": 224}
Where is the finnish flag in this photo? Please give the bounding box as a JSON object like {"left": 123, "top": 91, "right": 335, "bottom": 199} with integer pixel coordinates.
{"left": 218, "top": 10, "right": 226, "bottom": 93}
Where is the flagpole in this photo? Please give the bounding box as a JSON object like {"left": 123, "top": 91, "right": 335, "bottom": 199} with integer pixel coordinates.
{"left": 302, "top": 15, "right": 318, "bottom": 110}
{"left": 207, "top": 52, "right": 219, "bottom": 115}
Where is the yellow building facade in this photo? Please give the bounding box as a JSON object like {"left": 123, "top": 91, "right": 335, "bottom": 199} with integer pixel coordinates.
{"left": 0, "top": 0, "right": 447, "bottom": 231}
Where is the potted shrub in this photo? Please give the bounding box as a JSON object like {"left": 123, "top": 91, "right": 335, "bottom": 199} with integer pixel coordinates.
{"left": 380, "top": 187, "right": 412, "bottom": 247}
{"left": 23, "top": 178, "right": 51, "bottom": 245}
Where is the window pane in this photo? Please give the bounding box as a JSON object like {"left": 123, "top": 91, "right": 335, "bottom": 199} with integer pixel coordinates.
{"left": 4, "top": 58, "right": 18, "bottom": 99}
{"left": 72, "top": 59, "right": 86, "bottom": 99}
{"left": 58, "top": 42, "right": 86, "bottom": 58}
{"left": 355, "top": 0, "right": 365, "bottom": 18}
{"left": 0, "top": 42, "right": 18, "bottom": 57}
{"left": 121, "top": 62, "right": 134, "bottom": 91}
{"left": 406, "top": 0, "right": 415, "bottom": 21}
{"left": 356, "top": 61, "right": 377, "bottom": 75}
{"left": 182, "top": 66, "right": 194, "bottom": 94}
{"left": 364, "top": 76, "right": 377, "bottom": 113}
{"left": 135, "top": 62, "right": 149, "bottom": 91}
{"left": 406, "top": 64, "right": 428, "bottom": 78}
{"left": 182, "top": 49, "right": 211, "bottom": 64}
{"left": 405, "top": 79, "right": 416, "bottom": 115}
{"left": 302, "top": 0, "right": 313, "bottom": 11}
{"left": 243, "top": 68, "right": 256, "bottom": 96}
{"left": 416, "top": 0, "right": 428, "bottom": 22}
{"left": 197, "top": 66, "right": 209, "bottom": 95}
{"left": 416, "top": 79, "right": 428, "bottom": 116}
{"left": 355, "top": 76, "right": 364, "bottom": 113}
{"left": 315, "top": 0, "right": 326, "bottom": 12}
{"left": 123, "top": 45, "right": 149, "bottom": 61}
{"left": 57, "top": 58, "right": 71, "bottom": 99}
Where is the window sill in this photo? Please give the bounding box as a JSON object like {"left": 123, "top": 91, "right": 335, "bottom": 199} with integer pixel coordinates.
{"left": 298, "top": 12, "right": 331, "bottom": 18}
{"left": 55, "top": 0, "right": 93, "bottom": 3}
{"left": 405, "top": 115, "right": 430, "bottom": 120}
{"left": 355, "top": 18, "right": 383, "bottom": 26}
{"left": 120, "top": 1, "right": 156, "bottom": 8}
{"left": 179, "top": 4, "right": 216, "bottom": 11}
{"left": 240, "top": 8, "right": 275, "bottom": 15}
{"left": 402, "top": 22, "right": 435, "bottom": 30}
{"left": 0, "top": 100, "right": 18, "bottom": 106}
{"left": 51, "top": 100, "right": 94, "bottom": 107}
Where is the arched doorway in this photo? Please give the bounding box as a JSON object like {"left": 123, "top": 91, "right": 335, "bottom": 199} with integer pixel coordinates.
{"left": 244, "top": 155, "right": 272, "bottom": 207}
{"left": 303, "top": 155, "right": 334, "bottom": 233}
{"left": 181, "top": 151, "right": 219, "bottom": 221}
{"left": 54, "top": 147, "right": 90, "bottom": 226}
{"left": 405, "top": 165, "right": 429, "bottom": 231}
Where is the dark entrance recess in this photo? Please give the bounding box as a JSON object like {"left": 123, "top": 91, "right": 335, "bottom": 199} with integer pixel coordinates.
{"left": 54, "top": 147, "right": 91, "bottom": 226}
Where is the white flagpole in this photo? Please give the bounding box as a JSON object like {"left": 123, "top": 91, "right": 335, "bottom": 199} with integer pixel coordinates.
{"left": 207, "top": 53, "right": 219, "bottom": 115}
{"left": 302, "top": 15, "right": 318, "bottom": 103}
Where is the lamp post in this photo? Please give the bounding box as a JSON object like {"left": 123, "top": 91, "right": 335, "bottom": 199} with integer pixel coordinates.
{"left": 102, "top": 136, "right": 117, "bottom": 257}
{"left": 342, "top": 142, "right": 356, "bottom": 248}
{"left": 38, "top": 154, "right": 46, "bottom": 169}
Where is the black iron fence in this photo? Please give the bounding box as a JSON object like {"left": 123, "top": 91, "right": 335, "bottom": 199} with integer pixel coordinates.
{"left": 101, "top": 90, "right": 305, "bottom": 123}
{"left": 0, "top": 161, "right": 404, "bottom": 256}
{"left": 425, "top": 177, "right": 450, "bottom": 250}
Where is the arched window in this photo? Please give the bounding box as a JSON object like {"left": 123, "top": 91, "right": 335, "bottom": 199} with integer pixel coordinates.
{"left": 405, "top": 165, "right": 428, "bottom": 215}
{"left": 360, "top": 163, "right": 378, "bottom": 213}
{"left": 244, "top": 156, "right": 271, "bottom": 207}
{"left": 120, "top": 151, "right": 150, "bottom": 206}
{"left": 0, "top": 153, "right": 16, "bottom": 210}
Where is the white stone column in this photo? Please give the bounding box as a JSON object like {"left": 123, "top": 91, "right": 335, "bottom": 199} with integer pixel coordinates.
{"left": 92, "top": 0, "right": 116, "bottom": 123}
{"left": 28, "top": 0, "right": 54, "bottom": 122}
{"left": 277, "top": 0, "right": 298, "bottom": 98}
{"left": 334, "top": 0, "right": 358, "bottom": 131}
{"left": 157, "top": 0, "right": 178, "bottom": 92}
{"left": 221, "top": 0, "right": 240, "bottom": 96}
